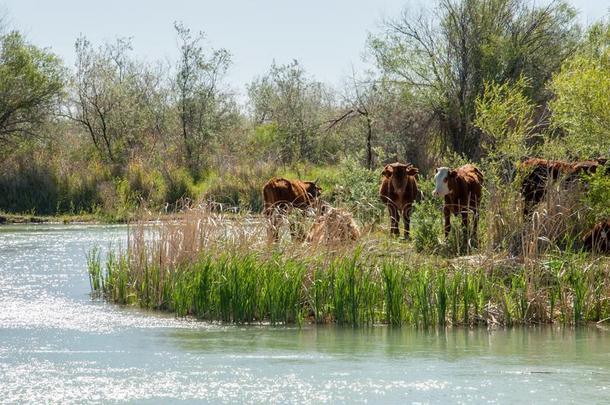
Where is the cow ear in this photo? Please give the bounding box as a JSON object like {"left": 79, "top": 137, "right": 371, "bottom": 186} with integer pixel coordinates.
{"left": 449, "top": 169, "right": 458, "bottom": 177}
{"left": 406, "top": 167, "right": 419, "bottom": 176}
{"left": 382, "top": 165, "right": 393, "bottom": 177}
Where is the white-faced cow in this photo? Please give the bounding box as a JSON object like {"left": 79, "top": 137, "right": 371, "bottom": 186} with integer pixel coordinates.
{"left": 433, "top": 164, "right": 483, "bottom": 240}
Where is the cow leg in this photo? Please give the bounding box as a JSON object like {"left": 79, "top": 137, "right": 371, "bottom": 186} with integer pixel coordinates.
{"left": 264, "top": 206, "right": 278, "bottom": 242}
{"left": 267, "top": 204, "right": 289, "bottom": 242}
{"left": 461, "top": 210, "right": 469, "bottom": 230}
{"left": 472, "top": 209, "right": 479, "bottom": 245}
{"left": 402, "top": 205, "right": 412, "bottom": 239}
{"left": 443, "top": 206, "right": 452, "bottom": 238}
{"left": 388, "top": 204, "right": 399, "bottom": 237}
{"left": 461, "top": 210, "right": 470, "bottom": 246}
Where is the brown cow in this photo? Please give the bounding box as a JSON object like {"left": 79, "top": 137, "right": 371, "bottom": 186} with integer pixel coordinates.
{"left": 520, "top": 158, "right": 607, "bottom": 216}
{"left": 583, "top": 220, "right": 610, "bottom": 253}
{"left": 262, "top": 177, "right": 322, "bottom": 241}
{"left": 432, "top": 164, "right": 483, "bottom": 240}
{"left": 379, "top": 162, "right": 420, "bottom": 238}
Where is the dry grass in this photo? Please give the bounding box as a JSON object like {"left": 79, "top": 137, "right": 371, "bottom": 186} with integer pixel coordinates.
{"left": 86, "top": 160, "right": 610, "bottom": 327}
{"left": 306, "top": 207, "right": 361, "bottom": 245}
{"left": 483, "top": 176, "right": 591, "bottom": 259}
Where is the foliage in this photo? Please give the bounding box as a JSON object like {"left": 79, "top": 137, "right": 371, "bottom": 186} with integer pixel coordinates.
{"left": 70, "top": 36, "right": 151, "bottom": 163}
{"left": 89, "top": 210, "right": 610, "bottom": 327}
{"left": 0, "top": 7, "right": 607, "bottom": 224}
{"left": 548, "top": 21, "right": 610, "bottom": 158}
{"left": 582, "top": 168, "right": 610, "bottom": 224}
{"left": 0, "top": 31, "right": 64, "bottom": 148}
{"left": 368, "top": 0, "right": 579, "bottom": 158}
{"left": 174, "top": 22, "right": 235, "bottom": 177}
{"left": 475, "top": 76, "right": 537, "bottom": 160}
{"left": 325, "top": 158, "right": 382, "bottom": 224}
{"left": 247, "top": 60, "right": 335, "bottom": 164}
{"left": 412, "top": 197, "right": 444, "bottom": 253}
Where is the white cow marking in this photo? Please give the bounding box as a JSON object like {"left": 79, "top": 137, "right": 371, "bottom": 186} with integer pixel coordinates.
{"left": 433, "top": 167, "right": 450, "bottom": 197}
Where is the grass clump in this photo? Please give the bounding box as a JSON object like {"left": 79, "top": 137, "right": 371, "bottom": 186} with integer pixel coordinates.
{"left": 88, "top": 207, "right": 610, "bottom": 328}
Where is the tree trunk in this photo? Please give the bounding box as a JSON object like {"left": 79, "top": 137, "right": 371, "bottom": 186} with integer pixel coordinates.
{"left": 365, "top": 115, "right": 373, "bottom": 170}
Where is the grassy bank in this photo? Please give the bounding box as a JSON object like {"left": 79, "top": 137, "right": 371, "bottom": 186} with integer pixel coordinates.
{"left": 0, "top": 211, "right": 108, "bottom": 225}
{"left": 88, "top": 208, "right": 610, "bottom": 327}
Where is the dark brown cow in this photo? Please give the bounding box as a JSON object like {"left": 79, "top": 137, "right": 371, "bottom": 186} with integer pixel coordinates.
{"left": 432, "top": 164, "right": 483, "bottom": 240}
{"left": 583, "top": 220, "right": 610, "bottom": 253}
{"left": 379, "top": 162, "right": 420, "bottom": 238}
{"left": 520, "top": 158, "right": 607, "bottom": 216}
{"left": 262, "top": 177, "right": 322, "bottom": 241}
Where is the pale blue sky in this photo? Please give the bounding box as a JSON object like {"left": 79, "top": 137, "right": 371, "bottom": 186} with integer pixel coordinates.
{"left": 1, "top": 0, "right": 608, "bottom": 96}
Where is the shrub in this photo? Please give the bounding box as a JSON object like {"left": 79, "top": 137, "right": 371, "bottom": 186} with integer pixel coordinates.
{"left": 163, "top": 166, "right": 196, "bottom": 205}
{"left": 582, "top": 168, "right": 610, "bottom": 225}
{"left": 325, "top": 158, "right": 382, "bottom": 224}
{"left": 412, "top": 197, "right": 443, "bottom": 253}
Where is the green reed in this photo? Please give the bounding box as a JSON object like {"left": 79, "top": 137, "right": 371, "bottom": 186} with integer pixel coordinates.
{"left": 88, "top": 243, "right": 610, "bottom": 327}
{"left": 382, "top": 261, "right": 404, "bottom": 326}
{"left": 86, "top": 247, "right": 103, "bottom": 294}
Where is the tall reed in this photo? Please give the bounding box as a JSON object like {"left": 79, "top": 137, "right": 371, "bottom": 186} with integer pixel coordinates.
{"left": 88, "top": 206, "right": 610, "bottom": 327}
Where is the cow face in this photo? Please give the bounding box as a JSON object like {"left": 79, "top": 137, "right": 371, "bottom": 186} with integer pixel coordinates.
{"left": 303, "top": 181, "right": 322, "bottom": 199}
{"left": 383, "top": 163, "right": 418, "bottom": 190}
{"left": 433, "top": 167, "right": 455, "bottom": 197}
{"left": 381, "top": 164, "right": 393, "bottom": 178}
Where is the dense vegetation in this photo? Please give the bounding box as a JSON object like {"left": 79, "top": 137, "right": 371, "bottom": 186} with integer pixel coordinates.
{"left": 0, "top": 0, "right": 608, "bottom": 222}
{"left": 54, "top": 0, "right": 610, "bottom": 326}
{"left": 88, "top": 208, "right": 610, "bottom": 327}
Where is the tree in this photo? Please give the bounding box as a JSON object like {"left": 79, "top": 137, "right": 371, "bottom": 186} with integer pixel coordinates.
{"left": 174, "top": 22, "right": 233, "bottom": 177}
{"left": 67, "top": 36, "right": 172, "bottom": 165}
{"left": 475, "top": 75, "right": 537, "bottom": 160}
{"left": 548, "top": 21, "right": 610, "bottom": 158}
{"left": 247, "top": 60, "right": 333, "bottom": 164}
{"left": 0, "top": 31, "right": 64, "bottom": 148}
{"left": 369, "top": 0, "right": 579, "bottom": 159}
{"left": 68, "top": 36, "right": 140, "bottom": 163}
{"left": 330, "top": 72, "right": 382, "bottom": 170}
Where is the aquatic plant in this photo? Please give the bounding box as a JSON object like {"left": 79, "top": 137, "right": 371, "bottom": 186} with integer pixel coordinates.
{"left": 89, "top": 206, "right": 610, "bottom": 327}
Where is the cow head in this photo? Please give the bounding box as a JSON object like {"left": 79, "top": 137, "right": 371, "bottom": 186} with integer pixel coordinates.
{"left": 303, "top": 180, "right": 322, "bottom": 199}
{"left": 433, "top": 167, "right": 456, "bottom": 197}
{"left": 382, "top": 163, "right": 418, "bottom": 190}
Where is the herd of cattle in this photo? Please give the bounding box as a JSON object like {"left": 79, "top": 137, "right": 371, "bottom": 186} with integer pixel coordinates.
{"left": 261, "top": 157, "right": 610, "bottom": 253}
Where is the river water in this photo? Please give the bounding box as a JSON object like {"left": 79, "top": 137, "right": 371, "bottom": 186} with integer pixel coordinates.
{"left": 1, "top": 224, "right": 609, "bottom": 403}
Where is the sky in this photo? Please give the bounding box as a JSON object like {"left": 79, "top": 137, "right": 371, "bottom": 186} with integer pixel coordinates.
{"left": 1, "top": 0, "right": 608, "bottom": 96}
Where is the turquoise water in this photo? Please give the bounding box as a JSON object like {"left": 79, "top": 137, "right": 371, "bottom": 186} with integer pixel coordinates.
{"left": 1, "top": 224, "right": 609, "bottom": 403}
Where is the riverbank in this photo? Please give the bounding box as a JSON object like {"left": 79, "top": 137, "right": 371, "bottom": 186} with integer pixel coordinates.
{"left": 88, "top": 207, "right": 610, "bottom": 328}
{"left": 0, "top": 209, "right": 211, "bottom": 225}
{"left": 0, "top": 211, "right": 104, "bottom": 225}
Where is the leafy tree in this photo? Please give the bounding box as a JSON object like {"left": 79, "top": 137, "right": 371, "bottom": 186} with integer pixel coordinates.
{"left": 330, "top": 72, "right": 383, "bottom": 170}
{"left": 369, "top": 0, "right": 579, "bottom": 158}
{"left": 174, "top": 22, "right": 234, "bottom": 177}
{"left": 0, "top": 31, "right": 64, "bottom": 149}
{"left": 68, "top": 36, "right": 174, "bottom": 166}
{"left": 475, "top": 75, "right": 537, "bottom": 160}
{"left": 247, "top": 60, "right": 334, "bottom": 164}
{"left": 68, "top": 36, "right": 142, "bottom": 163}
{"left": 548, "top": 21, "right": 610, "bottom": 158}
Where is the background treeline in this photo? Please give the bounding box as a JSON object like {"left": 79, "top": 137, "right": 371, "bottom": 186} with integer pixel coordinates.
{"left": 0, "top": 0, "right": 608, "bottom": 220}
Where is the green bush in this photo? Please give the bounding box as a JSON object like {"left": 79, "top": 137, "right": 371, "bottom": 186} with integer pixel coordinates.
{"left": 412, "top": 197, "right": 443, "bottom": 253}
{"left": 326, "top": 158, "right": 382, "bottom": 224}
{"left": 0, "top": 158, "right": 58, "bottom": 215}
{"left": 163, "top": 167, "right": 196, "bottom": 205}
{"left": 582, "top": 168, "right": 610, "bottom": 224}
